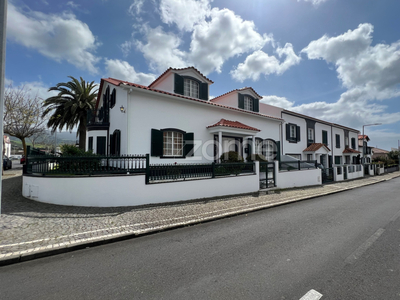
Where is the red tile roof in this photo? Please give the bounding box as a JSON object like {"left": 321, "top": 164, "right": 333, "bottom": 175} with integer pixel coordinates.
{"left": 98, "top": 78, "right": 283, "bottom": 122}
{"left": 371, "top": 147, "right": 389, "bottom": 154}
{"left": 343, "top": 148, "right": 361, "bottom": 154}
{"left": 207, "top": 119, "right": 261, "bottom": 132}
{"left": 211, "top": 87, "right": 262, "bottom": 101}
{"left": 358, "top": 135, "right": 370, "bottom": 141}
{"left": 283, "top": 110, "right": 360, "bottom": 133}
{"left": 148, "top": 66, "right": 214, "bottom": 88}
{"left": 303, "top": 143, "right": 331, "bottom": 152}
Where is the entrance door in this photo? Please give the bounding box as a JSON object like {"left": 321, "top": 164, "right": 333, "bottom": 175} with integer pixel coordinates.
{"left": 344, "top": 166, "right": 348, "bottom": 180}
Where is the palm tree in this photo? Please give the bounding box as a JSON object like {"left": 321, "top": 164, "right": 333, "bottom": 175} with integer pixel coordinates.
{"left": 42, "top": 76, "right": 98, "bottom": 151}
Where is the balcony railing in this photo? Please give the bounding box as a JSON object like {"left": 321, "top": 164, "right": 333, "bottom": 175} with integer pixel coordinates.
{"left": 87, "top": 107, "right": 109, "bottom": 126}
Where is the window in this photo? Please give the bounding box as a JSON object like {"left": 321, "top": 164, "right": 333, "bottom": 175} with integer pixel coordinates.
{"left": 96, "top": 136, "right": 106, "bottom": 155}
{"left": 345, "top": 156, "right": 350, "bottom": 164}
{"left": 351, "top": 137, "right": 356, "bottom": 149}
{"left": 88, "top": 137, "right": 93, "bottom": 152}
{"left": 151, "top": 129, "right": 194, "bottom": 158}
{"left": 307, "top": 128, "right": 314, "bottom": 142}
{"left": 163, "top": 131, "right": 183, "bottom": 157}
{"left": 307, "top": 154, "right": 313, "bottom": 161}
{"left": 286, "top": 123, "right": 300, "bottom": 143}
{"left": 184, "top": 79, "right": 199, "bottom": 98}
{"left": 335, "top": 156, "right": 341, "bottom": 165}
{"left": 238, "top": 94, "right": 259, "bottom": 112}
{"left": 110, "top": 130, "right": 121, "bottom": 155}
{"left": 290, "top": 125, "right": 296, "bottom": 139}
{"left": 244, "top": 96, "right": 253, "bottom": 111}
{"left": 335, "top": 134, "right": 340, "bottom": 148}
{"left": 255, "top": 139, "right": 276, "bottom": 161}
{"left": 322, "top": 130, "right": 328, "bottom": 145}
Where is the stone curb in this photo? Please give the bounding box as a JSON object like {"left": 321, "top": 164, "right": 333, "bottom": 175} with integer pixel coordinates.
{"left": 0, "top": 172, "right": 399, "bottom": 267}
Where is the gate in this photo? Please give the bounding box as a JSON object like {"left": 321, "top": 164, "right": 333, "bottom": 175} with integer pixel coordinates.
{"left": 260, "top": 162, "right": 275, "bottom": 189}
{"left": 322, "top": 167, "right": 334, "bottom": 183}
{"left": 343, "top": 166, "right": 348, "bottom": 180}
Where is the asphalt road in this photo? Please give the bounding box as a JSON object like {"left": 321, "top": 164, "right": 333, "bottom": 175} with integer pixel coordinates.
{"left": 1, "top": 177, "right": 399, "bottom": 299}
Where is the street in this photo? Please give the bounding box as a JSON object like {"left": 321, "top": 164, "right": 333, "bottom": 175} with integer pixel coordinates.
{"left": 0, "top": 177, "right": 399, "bottom": 299}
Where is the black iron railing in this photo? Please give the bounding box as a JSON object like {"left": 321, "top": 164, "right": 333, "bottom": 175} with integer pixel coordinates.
{"left": 25, "top": 154, "right": 147, "bottom": 175}
{"left": 146, "top": 162, "right": 255, "bottom": 183}
{"left": 279, "top": 160, "right": 317, "bottom": 171}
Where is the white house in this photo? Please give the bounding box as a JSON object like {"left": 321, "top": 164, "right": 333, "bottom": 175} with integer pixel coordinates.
{"left": 87, "top": 67, "right": 283, "bottom": 164}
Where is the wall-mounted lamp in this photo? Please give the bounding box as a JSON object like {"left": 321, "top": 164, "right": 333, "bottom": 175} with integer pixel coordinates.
{"left": 120, "top": 105, "right": 126, "bottom": 113}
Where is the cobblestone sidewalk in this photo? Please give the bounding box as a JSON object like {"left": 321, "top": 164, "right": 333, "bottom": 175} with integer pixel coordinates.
{"left": 1, "top": 171, "right": 399, "bottom": 265}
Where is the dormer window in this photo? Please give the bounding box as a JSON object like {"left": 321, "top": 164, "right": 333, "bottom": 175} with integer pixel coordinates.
{"left": 238, "top": 93, "right": 259, "bottom": 112}
{"left": 174, "top": 73, "right": 209, "bottom": 100}
{"left": 244, "top": 96, "right": 253, "bottom": 111}
{"left": 184, "top": 78, "right": 199, "bottom": 98}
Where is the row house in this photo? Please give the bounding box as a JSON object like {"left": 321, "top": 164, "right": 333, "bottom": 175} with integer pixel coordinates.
{"left": 279, "top": 110, "right": 360, "bottom": 168}
{"left": 86, "top": 66, "right": 361, "bottom": 171}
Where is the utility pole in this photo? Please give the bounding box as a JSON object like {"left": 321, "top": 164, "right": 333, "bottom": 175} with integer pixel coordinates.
{"left": 0, "top": 0, "right": 7, "bottom": 214}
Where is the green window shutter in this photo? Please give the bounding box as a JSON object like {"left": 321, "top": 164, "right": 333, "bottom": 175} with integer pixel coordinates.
{"left": 151, "top": 129, "right": 163, "bottom": 157}
{"left": 286, "top": 124, "right": 290, "bottom": 141}
{"left": 199, "top": 83, "right": 208, "bottom": 100}
{"left": 110, "top": 88, "right": 116, "bottom": 108}
{"left": 238, "top": 93, "right": 244, "bottom": 109}
{"left": 183, "top": 132, "right": 194, "bottom": 157}
{"left": 336, "top": 134, "right": 340, "bottom": 148}
{"left": 174, "top": 73, "right": 184, "bottom": 95}
{"left": 296, "top": 126, "right": 301, "bottom": 142}
{"left": 322, "top": 131, "right": 328, "bottom": 145}
{"left": 253, "top": 98, "right": 259, "bottom": 112}
{"left": 115, "top": 130, "right": 121, "bottom": 155}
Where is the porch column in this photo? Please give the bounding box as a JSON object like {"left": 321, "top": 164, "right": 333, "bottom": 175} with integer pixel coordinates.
{"left": 252, "top": 135, "right": 256, "bottom": 155}
{"left": 218, "top": 131, "right": 222, "bottom": 163}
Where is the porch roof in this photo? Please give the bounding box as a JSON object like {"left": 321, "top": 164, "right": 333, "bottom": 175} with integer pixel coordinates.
{"left": 207, "top": 119, "right": 260, "bottom": 137}
{"left": 207, "top": 119, "right": 261, "bottom": 132}
{"left": 343, "top": 148, "right": 361, "bottom": 154}
{"left": 303, "top": 143, "right": 331, "bottom": 153}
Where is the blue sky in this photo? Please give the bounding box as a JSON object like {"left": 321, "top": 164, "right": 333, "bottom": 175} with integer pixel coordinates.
{"left": 6, "top": 0, "right": 400, "bottom": 150}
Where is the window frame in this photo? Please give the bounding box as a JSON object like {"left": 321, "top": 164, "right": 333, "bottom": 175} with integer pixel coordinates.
{"left": 162, "top": 130, "right": 184, "bottom": 157}
{"left": 335, "top": 134, "right": 341, "bottom": 148}
{"left": 307, "top": 128, "right": 314, "bottom": 142}
{"left": 184, "top": 78, "right": 200, "bottom": 99}
{"left": 244, "top": 96, "right": 254, "bottom": 111}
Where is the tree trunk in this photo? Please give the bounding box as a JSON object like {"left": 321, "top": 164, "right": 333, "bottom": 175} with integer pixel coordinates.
{"left": 21, "top": 137, "right": 27, "bottom": 156}
{"left": 78, "top": 126, "right": 86, "bottom": 151}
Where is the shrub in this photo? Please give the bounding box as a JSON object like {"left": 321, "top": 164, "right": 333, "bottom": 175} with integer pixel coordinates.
{"left": 60, "top": 144, "right": 95, "bottom": 156}
{"left": 246, "top": 153, "right": 268, "bottom": 162}
{"left": 220, "top": 151, "right": 243, "bottom": 163}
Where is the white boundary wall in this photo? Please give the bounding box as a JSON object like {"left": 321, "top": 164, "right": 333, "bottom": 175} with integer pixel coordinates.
{"left": 334, "top": 165, "right": 364, "bottom": 181}
{"left": 274, "top": 161, "right": 321, "bottom": 189}
{"left": 22, "top": 162, "right": 260, "bottom": 207}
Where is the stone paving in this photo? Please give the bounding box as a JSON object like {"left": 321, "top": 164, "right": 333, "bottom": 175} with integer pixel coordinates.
{"left": 0, "top": 171, "right": 399, "bottom": 265}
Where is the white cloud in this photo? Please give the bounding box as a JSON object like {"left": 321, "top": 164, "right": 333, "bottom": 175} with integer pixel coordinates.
{"left": 5, "top": 78, "right": 57, "bottom": 101}
{"left": 298, "top": 0, "right": 328, "bottom": 6}
{"left": 104, "top": 59, "right": 156, "bottom": 85}
{"left": 231, "top": 43, "right": 301, "bottom": 81}
{"left": 136, "top": 26, "right": 188, "bottom": 72}
{"left": 7, "top": 3, "right": 101, "bottom": 74}
{"left": 129, "top": 0, "right": 145, "bottom": 15}
{"left": 298, "top": 23, "right": 400, "bottom": 131}
{"left": 159, "top": 0, "right": 211, "bottom": 31}
{"left": 261, "top": 95, "right": 295, "bottom": 109}
{"left": 189, "top": 8, "right": 272, "bottom": 74}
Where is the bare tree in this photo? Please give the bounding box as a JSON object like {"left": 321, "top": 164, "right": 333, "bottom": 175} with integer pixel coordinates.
{"left": 3, "top": 85, "right": 47, "bottom": 155}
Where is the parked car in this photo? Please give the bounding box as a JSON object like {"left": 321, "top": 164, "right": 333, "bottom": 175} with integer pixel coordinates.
{"left": 20, "top": 156, "right": 26, "bottom": 165}
{"left": 3, "top": 156, "right": 12, "bottom": 170}
{"left": 10, "top": 155, "right": 22, "bottom": 160}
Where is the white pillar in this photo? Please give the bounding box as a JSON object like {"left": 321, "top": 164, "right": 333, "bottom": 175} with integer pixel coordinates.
{"left": 218, "top": 131, "right": 222, "bottom": 163}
